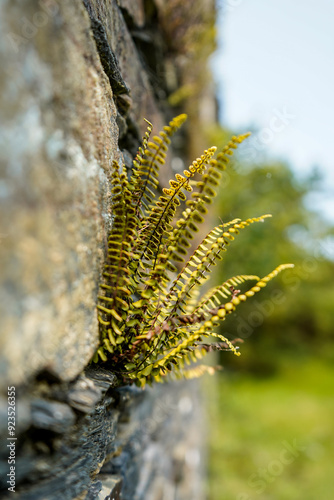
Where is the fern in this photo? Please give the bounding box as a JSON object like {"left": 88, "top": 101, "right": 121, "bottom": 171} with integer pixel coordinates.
{"left": 94, "top": 114, "right": 294, "bottom": 386}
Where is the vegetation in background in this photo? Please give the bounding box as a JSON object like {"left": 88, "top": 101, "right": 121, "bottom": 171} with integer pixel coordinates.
{"left": 205, "top": 127, "right": 334, "bottom": 499}
{"left": 206, "top": 145, "right": 334, "bottom": 373}
{"left": 206, "top": 358, "right": 334, "bottom": 500}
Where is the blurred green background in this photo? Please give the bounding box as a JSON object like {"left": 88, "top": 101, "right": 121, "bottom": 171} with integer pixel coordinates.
{"left": 166, "top": 2, "right": 334, "bottom": 496}
{"left": 202, "top": 132, "right": 334, "bottom": 499}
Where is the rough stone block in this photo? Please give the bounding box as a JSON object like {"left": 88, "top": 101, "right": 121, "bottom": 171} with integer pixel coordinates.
{"left": 0, "top": 0, "right": 121, "bottom": 389}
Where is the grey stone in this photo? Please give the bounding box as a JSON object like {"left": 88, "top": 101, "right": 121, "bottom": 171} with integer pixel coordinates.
{"left": 0, "top": 0, "right": 213, "bottom": 498}
{"left": 117, "top": 0, "right": 145, "bottom": 28}
{"left": 97, "top": 475, "right": 122, "bottom": 500}
{"left": 31, "top": 399, "right": 76, "bottom": 433}
{"left": 0, "top": 0, "right": 121, "bottom": 390}
{"left": 68, "top": 376, "right": 102, "bottom": 414}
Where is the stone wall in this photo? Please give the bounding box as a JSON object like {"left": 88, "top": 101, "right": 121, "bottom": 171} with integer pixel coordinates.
{"left": 0, "top": 1, "right": 215, "bottom": 498}
{"left": 0, "top": 366, "right": 205, "bottom": 499}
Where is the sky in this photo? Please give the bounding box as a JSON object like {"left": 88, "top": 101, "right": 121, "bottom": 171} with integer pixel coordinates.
{"left": 211, "top": 0, "right": 334, "bottom": 222}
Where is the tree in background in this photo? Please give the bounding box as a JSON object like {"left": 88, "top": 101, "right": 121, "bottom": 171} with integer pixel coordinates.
{"left": 206, "top": 130, "right": 334, "bottom": 374}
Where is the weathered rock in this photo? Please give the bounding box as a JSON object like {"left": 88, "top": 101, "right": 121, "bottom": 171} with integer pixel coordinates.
{"left": 83, "top": 0, "right": 164, "bottom": 141}
{"left": 31, "top": 399, "right": 76, "bottom": 433}
{"left": 0, "top": 0, "right": 215, "bottom": 498}
{"left": 68, "top": 375, "right": 103, "bottom": 414}
{"left": 0, "top": 370, "right": 204, "bottom": 500}
{"left": 117, "top": 0, "right": 145, "bottom": 28}
{"left": 0, "top": 0, "right": 120, "bottom": 389}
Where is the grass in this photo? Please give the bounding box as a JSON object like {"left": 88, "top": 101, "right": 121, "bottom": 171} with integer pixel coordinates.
{"left": 204, "top": 356, "right": 334, "bottom": 500}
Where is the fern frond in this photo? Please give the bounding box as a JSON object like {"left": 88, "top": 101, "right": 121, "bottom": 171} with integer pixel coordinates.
{"left": 195, "top": 338, "right": 244, "bottom": 352}
{"left": 193, "top": 274, "right": 260, "bottom": 315}
{"left": 214, "top": 263, "right": 295, "bottom": 320}
{"left": 131, "top": 263, "right": 294, "bottom": 375}
{"left": 131, "top": 114, "right": 187, "bottom": 216}
{"left": 162, "top": 215, "right": 272, "bottom": 320}
{"left": 143, "top": 216, "right": 272, "bottom": 356}
{"left": 136, "top": 146, "right": 217, "bottom": 266}
{"left": 152, "top": 314, "right": 238, "bottom": 367}
{"left": 97, "top": 161, "right": 139, "bottom": 346}
{"left": 167, "top": 132, "right": 250, "bottom": 265}
{"left": 93, "top": 115, "right": 294, "bottom": 386}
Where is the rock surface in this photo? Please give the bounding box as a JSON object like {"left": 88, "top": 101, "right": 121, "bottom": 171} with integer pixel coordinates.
{"left": 0, "top": 368, "right": 205, "bottom": 499}
{"left": 0, "top": 0, "right": 120, "bottom": 387}
{"left": 0, "top": 0, "right": 215, "bottom": 498}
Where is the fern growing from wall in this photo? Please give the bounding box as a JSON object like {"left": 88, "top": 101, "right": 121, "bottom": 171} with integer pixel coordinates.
{"left": 93, "top": 114, "right": 293, "bottom": 387}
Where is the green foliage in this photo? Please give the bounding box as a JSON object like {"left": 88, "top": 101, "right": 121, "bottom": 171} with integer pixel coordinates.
{"left": 206, "top": 358, "right": 334, "bottom": 500}
{"left": 208, "top": 147, "right": 334, "bottom": 373}
{"left": 93, "top": 114, "right": 293, "bottom": 386}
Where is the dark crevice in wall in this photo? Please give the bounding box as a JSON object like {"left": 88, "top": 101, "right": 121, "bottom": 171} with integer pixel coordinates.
{"left": 82, "top": 0, "right": 141, "bottom": 156}
{"left": 88, "top": 16, "right": 130, "bottom": 103}
{"left": 82, "top": 0, "right": 171, "bottom": 157}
